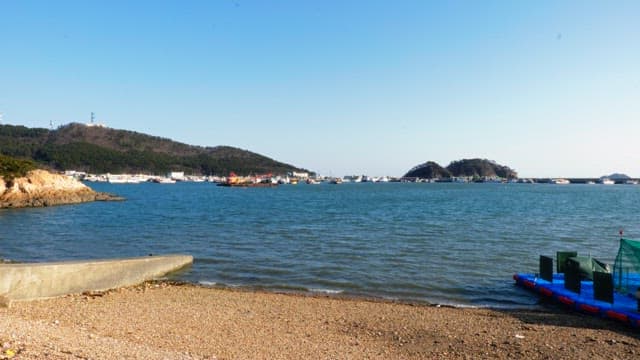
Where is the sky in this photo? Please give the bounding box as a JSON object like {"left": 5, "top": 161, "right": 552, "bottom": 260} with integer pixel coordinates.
{"left": 1, "top": 1, "right": 639, "bottom": 178}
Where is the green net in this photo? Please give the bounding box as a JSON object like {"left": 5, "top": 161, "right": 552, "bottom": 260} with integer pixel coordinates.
{"left": 613, "top": 238, "right": 640, "bottom": 293}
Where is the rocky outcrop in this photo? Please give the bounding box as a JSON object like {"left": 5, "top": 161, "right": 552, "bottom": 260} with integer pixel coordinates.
{"left": 0, "top": 169, "right": 123, "bottom": 208}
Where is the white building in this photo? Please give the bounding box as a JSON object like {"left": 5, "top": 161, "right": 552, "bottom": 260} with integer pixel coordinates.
{"left": 290, "top": 171, "right": 309, "bottom": 179}
{"left": 168, "top": 172, "right": 185, "bottom": 181}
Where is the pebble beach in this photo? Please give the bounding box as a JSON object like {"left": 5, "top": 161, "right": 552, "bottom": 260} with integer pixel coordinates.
{"left": 1, "top": 282, "right": 639, "bottom": 359}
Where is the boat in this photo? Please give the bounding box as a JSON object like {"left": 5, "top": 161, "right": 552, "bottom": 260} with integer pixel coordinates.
{"left": 217, "top": 172, "right": 278, "bottom": 187}
{"left": 329, "top": 177, "right": 343, "bottom": 184}
{"left": 150, "top": 177, "right": 176, "bottom": 184}
{"left": 107, "top": 174, "right": 131, "bottom": 184}
{"left": 106, "top": 174, "right": 146, "bottom": 184}
{"left": 550, "top": 178, "right": 570, "bottom": 185}
{"left": 599, "top": 178, "right": 615, "bottom": 185}
{"left": 514, "top": 238, "right": 640, "bottom": 328}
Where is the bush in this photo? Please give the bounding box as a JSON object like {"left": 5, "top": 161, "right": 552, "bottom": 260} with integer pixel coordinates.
{"left": 0, "top": 154, "right": 37, "bottom": 180}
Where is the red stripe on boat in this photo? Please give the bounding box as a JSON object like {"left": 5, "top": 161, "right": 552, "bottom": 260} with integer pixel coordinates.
{"left": 606, "top": 310, "right": 629, "bottom": 323}
{"left": 513, "top": 274, "right": 519, "bottom": 281}
{"left": 558, "top": 296, "right": 575, "bottom": 306}
{"left": 523, "top": 280, "right": 535, "bottom": 289}
{"left": 539, "top": 288, "right": 553, "bottom": 297}
{"left": 579, "top": 304, "right": 599, "bottom": 314}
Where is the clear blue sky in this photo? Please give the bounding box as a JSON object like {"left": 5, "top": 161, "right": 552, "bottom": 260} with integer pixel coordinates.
{"left": 1, "top": 1, "right": 639, "bottom": 177}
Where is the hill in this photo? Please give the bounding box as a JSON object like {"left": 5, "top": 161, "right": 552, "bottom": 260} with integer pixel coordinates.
{"left": 404, "top": 158, "right": 517, "bottom": 179}
{"left": 0, "top": 123, "right": 307, "bottom": 176}
{"left": 403, "top": 161, "right": 451, "bottom": 179}
{"left": 446, "top": 158, "right": 517, "bottom": 179}
{"left": 602, "top": 173, "right": 630, "bottom": 180}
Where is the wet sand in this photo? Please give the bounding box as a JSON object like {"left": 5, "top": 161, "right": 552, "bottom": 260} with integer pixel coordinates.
{"left": 1, "top": 282, "right": 639, "bottom": 359}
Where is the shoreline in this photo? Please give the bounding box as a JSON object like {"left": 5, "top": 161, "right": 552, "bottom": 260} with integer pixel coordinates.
{"left": 2, "top": 281, "right": 639, "bottom": 359}
{"left": 191, "top": 280, "right": 539, "bottom": 311}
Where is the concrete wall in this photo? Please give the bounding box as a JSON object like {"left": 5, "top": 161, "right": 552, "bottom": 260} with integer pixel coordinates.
{"left": 0, "top": 255, "right": 193, "bottom": 302}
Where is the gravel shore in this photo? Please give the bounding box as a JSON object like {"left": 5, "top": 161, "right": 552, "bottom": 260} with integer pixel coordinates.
{"left": 1, "top": 282, "right": 639, "bottom": 359}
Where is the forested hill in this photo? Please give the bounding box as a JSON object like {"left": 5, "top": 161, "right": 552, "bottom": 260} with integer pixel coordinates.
{"left": 405, "top": 158, "right": 517, "bottom": 179}
{"left": 0, "top": 123, "right": 307, "bottom": 175}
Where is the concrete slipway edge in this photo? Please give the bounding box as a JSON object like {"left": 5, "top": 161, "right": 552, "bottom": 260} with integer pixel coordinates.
{"left": 0, "top": 254, "right": 193, "bottom": 302}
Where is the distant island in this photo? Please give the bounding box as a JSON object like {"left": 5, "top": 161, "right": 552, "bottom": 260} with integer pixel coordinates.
{"left": 404, "top": 159, "right": 517, "bottom": 181}
{"left": 0, "top": 123, "right": 309, "bottom": 176}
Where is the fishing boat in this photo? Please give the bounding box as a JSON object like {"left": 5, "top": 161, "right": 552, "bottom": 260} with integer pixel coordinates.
{"left": 150, "top": 177, "right": 176, "bottom": 184}
{"left": 217, "top": 172, "right": 278, "bottom": 187}
{"left": 514, "top": 237, "right": 640, "bottom": 328}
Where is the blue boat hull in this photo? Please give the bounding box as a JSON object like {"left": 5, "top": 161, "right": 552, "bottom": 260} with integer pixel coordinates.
{"left": 514, "top": 273, "right": 640, "bottom": 328}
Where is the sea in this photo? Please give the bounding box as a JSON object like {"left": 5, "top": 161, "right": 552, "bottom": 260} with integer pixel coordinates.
{"left": 1, "top": 182, "right": 638, "bottom": 308}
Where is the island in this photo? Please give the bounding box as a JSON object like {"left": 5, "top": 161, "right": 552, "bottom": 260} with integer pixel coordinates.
{"left": 404, "top": 158, "right": 517, "bottom": 182}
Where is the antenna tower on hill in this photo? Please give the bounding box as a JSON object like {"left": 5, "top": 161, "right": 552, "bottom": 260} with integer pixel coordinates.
{"left": 91, "top": 112, "right": 95, "bottom": 124}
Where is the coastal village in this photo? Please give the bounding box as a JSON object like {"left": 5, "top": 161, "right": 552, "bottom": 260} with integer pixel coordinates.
{"left": 62, "top": 169, "right": 639, "bottom": 186}
{"left": 4, "top": 121, "right": 637, "bottom": 186}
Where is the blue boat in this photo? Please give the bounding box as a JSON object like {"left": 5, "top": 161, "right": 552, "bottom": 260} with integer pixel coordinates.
{"left": 514, "top": 238, "right": 640, "bottom": 328}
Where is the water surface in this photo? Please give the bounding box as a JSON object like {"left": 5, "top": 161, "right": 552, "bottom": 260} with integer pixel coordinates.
{"left": 1, "top": 182, "right": 636, "bottom": 307}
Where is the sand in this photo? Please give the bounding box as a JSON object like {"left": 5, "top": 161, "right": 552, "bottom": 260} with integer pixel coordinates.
{"left": 1, "top": 282, "right": 639, "bottom": 359}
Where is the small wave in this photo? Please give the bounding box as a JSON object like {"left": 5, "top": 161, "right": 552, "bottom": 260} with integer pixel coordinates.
{"left": 197, "top": 280, "right": 217, "bottom": 286}
{"left": 309, "top": 288, "right": 344, "bottom": 295}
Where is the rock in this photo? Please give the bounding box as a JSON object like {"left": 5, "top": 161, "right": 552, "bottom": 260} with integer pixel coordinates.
{"left": 0, "top": 170, "right": 123, "bottom": 209}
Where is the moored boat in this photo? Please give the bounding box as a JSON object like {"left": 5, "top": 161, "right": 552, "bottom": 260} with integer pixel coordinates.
{"left": 599, "top": 178, "right": 615, "bottom": 185}
{"left": 218, "top": 172, "right": 278, "bottom": 187}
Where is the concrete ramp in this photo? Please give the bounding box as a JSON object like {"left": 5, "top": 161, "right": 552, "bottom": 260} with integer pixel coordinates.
{"left": 0, "top": 255, "right": 193, "bottom": 302}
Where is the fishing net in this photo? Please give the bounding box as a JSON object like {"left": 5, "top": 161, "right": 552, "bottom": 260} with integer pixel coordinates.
{"left": 613, "top": 238, "right": 640, "bottom": 294}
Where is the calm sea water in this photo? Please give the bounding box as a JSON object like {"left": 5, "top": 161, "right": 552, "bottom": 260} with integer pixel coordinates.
{"left": 1, "top": 182, "right": 638, "bottom": 308}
